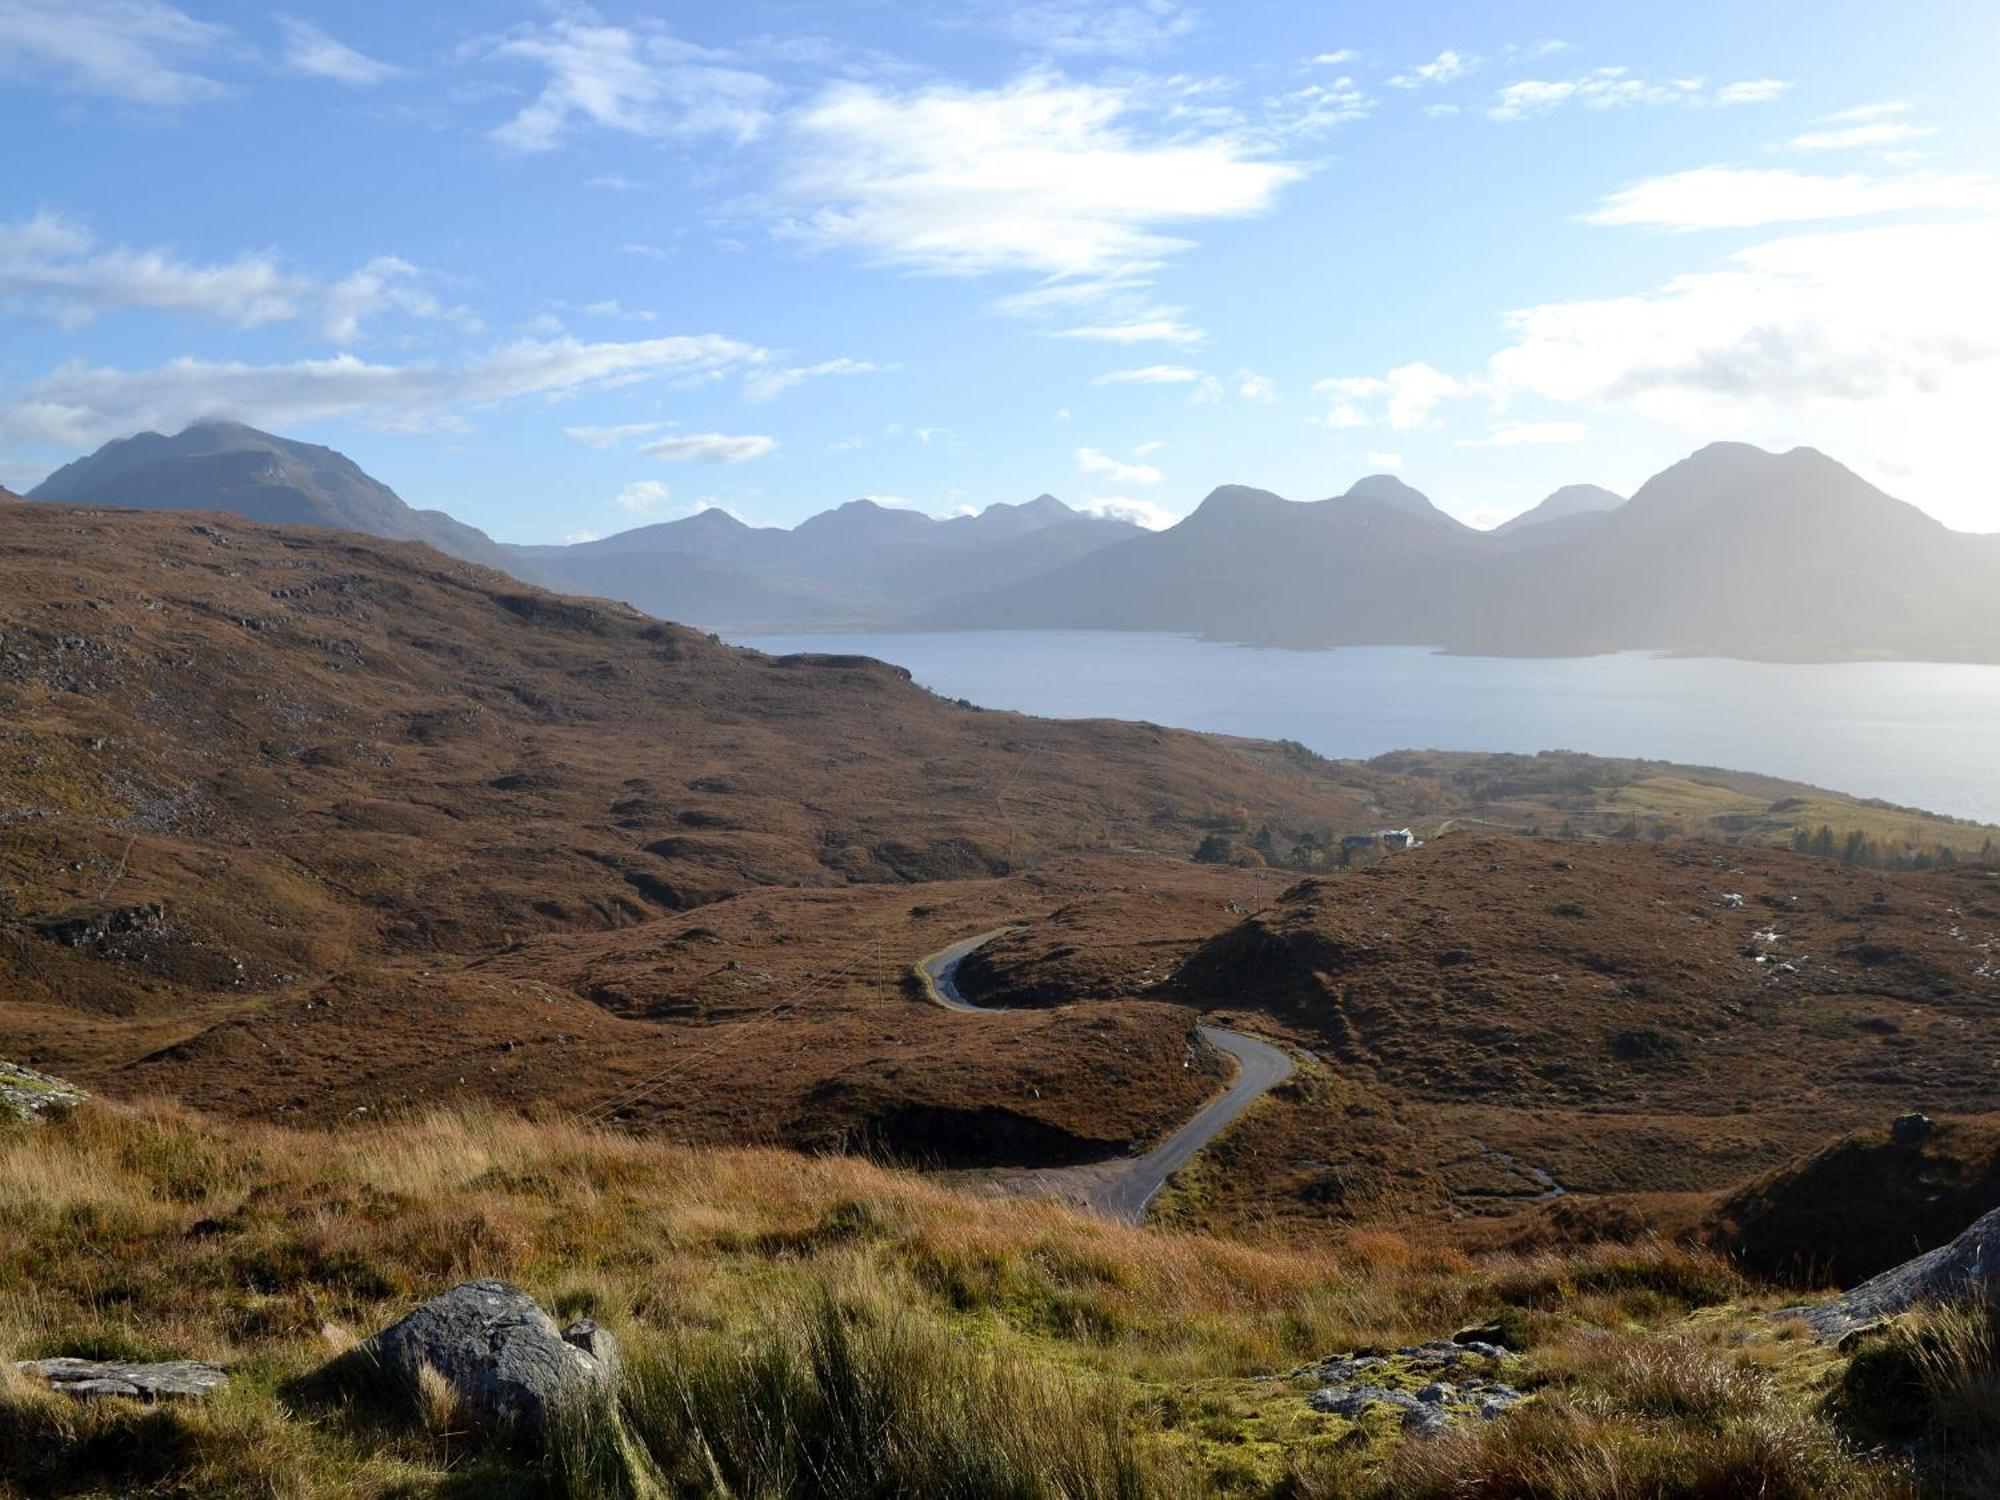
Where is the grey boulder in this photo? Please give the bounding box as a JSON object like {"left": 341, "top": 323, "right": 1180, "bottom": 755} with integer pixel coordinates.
{"left": 17, "top": 1357, "right": 226, "bottom": 1401}
{"left": 358, "top": 1279, "right": 617, "bottom": 1432}
{"left": 1789, "top": 1204, "right": 2000, "bottom": 1341}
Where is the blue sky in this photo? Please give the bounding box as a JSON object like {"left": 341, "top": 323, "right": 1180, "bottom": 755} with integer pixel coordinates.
{"left": 3, "top": 0, "right": 1997, "bottom": 541}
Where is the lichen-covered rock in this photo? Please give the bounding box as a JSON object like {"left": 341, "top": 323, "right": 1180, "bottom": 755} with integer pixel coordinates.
{"left": 357, "top": 1279, "right": 617, "bottom": 1432}
{"left": 1300, "top": 1339, "right": 1523, "bottom": 1437}
{"left": 1789, "top": 1205, "right": 2000, "bottom": 1340}
{"left": 0, "top": 1061, "right": 85, "bottom": 1122}
{"left": 17, "top": 1357, "right": 226, "bottom": 1401}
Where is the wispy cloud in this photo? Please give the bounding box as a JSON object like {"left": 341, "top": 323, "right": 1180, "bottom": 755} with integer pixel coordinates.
{"left": 1051, "top": 314, "right": 1205, "bottom": 345}
{"left": 966, "top": 1, "right": 1199, "bottom": 58}
{"left": 1091, "top": 363, "right": 1205, "bottom": 385}
{"left": 1786, "top": 121, "right": 1937, "bottom": 152}
{"left": 276, "top": 16, "right": 401, "bottom": 88}
{"left": 0, "top": 212, "right": 475, "bottom": 343}
{"left": 1, "top": 334, "right": 766, "bottom": 448}
{"left": 1312, "top": 363, "right": 1482, "bottom": 430}
{"left": 1074, "top": 494, "right": 1177, "bottom": 528}
{"left": 483, "top": 15, "right": 774, "bottom": 151}
{"left": 1390, "top": 50, "right": 1475, "bottom": 89}
{"left": 1584, "top": 166, "right": 2000, "bottom": 231}
{"left": 613, "top": 478, "right": 672, "bottom": 513}
{"left": 563, "top": 421, "right": 667, "bottom": 449}
{"left": 1075, "top": 445, "right": 1162, "bottom": 485}
{"left": 0, "top": 0, "right": 227, "bottom": 105}
{"left": 1490, "top": 68, "right": 1790, "bottom": 121}
{"left": 640, "top": 431, "right": 778, "bottom": 462}
{"left": 743, "top": 356, "right": 888, "bottom": 400}
{"left": 775, "top": 72, "right": 1304, "bottom": 291}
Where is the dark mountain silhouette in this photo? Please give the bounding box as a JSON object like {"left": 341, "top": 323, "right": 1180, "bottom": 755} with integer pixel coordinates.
{"left": 945, "top": 446, "right": 2000, "bottom": 661}
{"left": 30, "top": 421, "right": 518, "bottom": 572}
{"left": 1491, "top": 483, "right": 1624, "bottom": 537}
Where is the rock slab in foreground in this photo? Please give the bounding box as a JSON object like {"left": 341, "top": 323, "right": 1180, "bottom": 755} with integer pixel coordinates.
{"left": 1791, "top": 1204, "right": 2000, "bottom": 1340}
{"left": 359, "top": 1279, "right": 617, "bottom": 1432}
{"left": 17, "top": 1357, "right": 227, "bottom": 1401}
{"left": 1301, "top": 1339, "right": 1523, "bottom": 1437}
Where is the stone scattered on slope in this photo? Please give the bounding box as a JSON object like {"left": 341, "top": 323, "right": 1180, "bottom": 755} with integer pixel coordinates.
{"left": 356, "top": 1279, "right": 617, "bottom": 1432}
{"left": 1299, "top": 1339, "right": 1523, "bottom": 1436}
{"left": 0, "top": 1061, "right": 86, "bottom": 1122}
{"left": 1790, "top": 1205, "right": 2000, "bottom": 1340}
{"left": 17, "top": 1357, "right": 226, "bottom": 1401}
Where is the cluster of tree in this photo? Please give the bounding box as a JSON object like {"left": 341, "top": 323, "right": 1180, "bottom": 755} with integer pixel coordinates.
{"left": 1788, "top": 825, "right": 1998, "bottom": 871}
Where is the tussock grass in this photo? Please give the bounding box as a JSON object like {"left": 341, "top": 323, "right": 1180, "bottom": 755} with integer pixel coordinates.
{"left": 0, "top": 1102, "right": 1927, "bottom": 1497}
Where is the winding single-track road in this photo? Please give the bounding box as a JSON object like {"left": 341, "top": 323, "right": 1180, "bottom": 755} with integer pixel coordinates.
{"left": 918, "top": 929, "right": 1293, "bottom": 1223}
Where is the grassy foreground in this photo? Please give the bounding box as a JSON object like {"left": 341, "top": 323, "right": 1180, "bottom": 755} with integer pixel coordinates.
{"left": 0, "top": 1102, "right": 1986, "bottom": 1498}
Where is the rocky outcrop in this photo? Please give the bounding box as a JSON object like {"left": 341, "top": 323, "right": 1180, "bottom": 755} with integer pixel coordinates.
{"left": 1299, "top": 1339, "right": 1523, "bottom": 1436}
{"left": 357, "top": 1279, "right": 617, "bottom": 1432}
{"left": 1792, "top": 1205, "right": 2000, "bottom": 1340}
{"left": 0, "top": 1061, "right": 85, "bottom": 1122}
{"left": 17, "top": 1357, "right": 226, "bottom": 1400}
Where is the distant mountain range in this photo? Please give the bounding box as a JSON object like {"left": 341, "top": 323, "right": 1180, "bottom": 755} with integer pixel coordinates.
{"left": 508, "top": 492, "right": 1142, "bottom": 630}
{"left": 26, "top": 423, "right": 2000, "bottom": 661}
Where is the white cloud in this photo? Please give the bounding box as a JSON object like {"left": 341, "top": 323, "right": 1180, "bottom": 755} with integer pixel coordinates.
{"left": 1092, "top": 364, "right": 1203, "bottom": 385}
{"left": 563, "top": 421, "right": 666, "bottom": 448}
{"left": 1364, "top": 452, "right": 1404, "bottom": 470}
{"left": 1390, "top": 50, "right": 1475, "bottom": 90}
{"left": 1489, "top": 68, "right": 1788, "bottom": 122}
{"left": 776, "top": 73, "right": 1304, "bottom": 286}
{"left": 1052, "top": 314, "right": 1204, "bottom": 345}
{"left": 277, "top": 16, "right": 401, "bottom": 88}
{"left": 640, "top": 432, "right": 778, "bottom": 462}
{"left": 1454, "top": 419, "right": 1590, "bottom": 447}
{"left": 0, "top": 212, "right": 297, "bottom": 328}
{"left": 1311, "top": 49, "right": 1357, "bottom": 65}
{"left": 484, "top": 15, "right": 774, "bottom": 152}
{"left": 1075, "top": 445, "right": 1162, "bottom": 485}
{"left": 1, "top": 333, "right": 765, "bottom": 449}
{"left": 1584, "top": 166, "right": 2000, "bottom": 231}
{"left": 1268, "top": 77, "right": 1372, "bottom": 136}
{"left": 1714, "top": 77, "right": 1791, "bottom": 106}
{"left": 1312, "top": 362, "right": 1481, "bottom": 430}
{"left": 322, "top": 256, "right": 478, "bottom": 344}
{"left": 743, "top": 356, "right": 886, "bottom": 400}
{"left": 1821, "top": 100, "right": 1914, "bottom": 124}
{"left": 613, "top": 479, "right": 672, "bottom": 514}
{"left": 0, "top": 213, "right": 474, "bottom": 342}
{"left": 974, "top": 1, "right": 1199, "bottom": 57}
{"left": 1075, "top": 494, "right": 1177, "bottom": 528}
{"left": 1236, "top": 368, "right": 1276, "bottom": 401}
{"left": 1787, "top": 121, "right": 1937, "bottom": 152}
{"left": 0, "top": 0, "right": 226, "bottom": 104}
{"left": 1484, "top": 217, "right": 2000, "bottom": 528}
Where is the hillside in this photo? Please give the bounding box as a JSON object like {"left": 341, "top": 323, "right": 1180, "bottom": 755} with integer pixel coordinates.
{"left": 29, "top": 420, "right": 522, "bottom": 574}
{"left": 1489, "top": 482, "right": 1624, "bottom": 537}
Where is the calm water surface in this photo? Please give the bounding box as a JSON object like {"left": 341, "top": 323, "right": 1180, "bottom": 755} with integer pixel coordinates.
{"left": 730, "top": 631, "right": 2000, "bottom": 824}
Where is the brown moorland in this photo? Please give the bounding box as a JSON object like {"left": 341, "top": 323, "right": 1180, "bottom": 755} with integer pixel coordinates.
{"left": 4, "top": 500, "right": 1998, "bottom": 1236}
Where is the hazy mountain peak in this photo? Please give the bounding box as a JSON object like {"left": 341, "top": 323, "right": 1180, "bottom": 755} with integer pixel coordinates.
{"left": 1492, "top": 483, "right": 1625, "bottom": 536}
{"left": 28, "top": 420, "right": 515, "bottom": 573}
{"left": 1341, "top": 472, "right": 1470, "bottom": 530}
{"left": 1188, "top": 483, "right": 1288, "bottom": 518}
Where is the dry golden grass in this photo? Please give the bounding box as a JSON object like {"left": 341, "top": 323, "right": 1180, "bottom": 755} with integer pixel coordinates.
{"left": 0, "top": 1101, "right": 1943, "bottom": 1498}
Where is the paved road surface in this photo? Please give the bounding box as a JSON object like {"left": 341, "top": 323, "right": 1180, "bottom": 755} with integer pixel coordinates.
{"left": 919, "top": 929, "right": 1294, "bottom": 1223}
